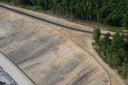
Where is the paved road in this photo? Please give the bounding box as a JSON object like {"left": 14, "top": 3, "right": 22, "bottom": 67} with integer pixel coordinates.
{"left": 0, "top": 52, "right": 35, "bottom": 85}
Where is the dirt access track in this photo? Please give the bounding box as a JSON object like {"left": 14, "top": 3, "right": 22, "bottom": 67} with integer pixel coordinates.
{"left": 0, "top": 3, "right": 126, "bottom": 85}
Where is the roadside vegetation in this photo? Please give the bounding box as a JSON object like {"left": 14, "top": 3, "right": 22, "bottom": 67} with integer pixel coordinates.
{"left": 1, "top": 0, "right": 128, "bottom": 29}
{"left": 93, "top": 29, "right": 128, "bottom": 79}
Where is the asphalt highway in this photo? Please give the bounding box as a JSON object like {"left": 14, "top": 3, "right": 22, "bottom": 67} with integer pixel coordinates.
{"left": 0, "top": 52, "right": 35, "bottom": 85}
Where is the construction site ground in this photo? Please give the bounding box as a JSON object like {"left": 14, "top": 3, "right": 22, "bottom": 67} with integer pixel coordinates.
{"left": 0, "top": 3, "right": 127, "bottom": 85}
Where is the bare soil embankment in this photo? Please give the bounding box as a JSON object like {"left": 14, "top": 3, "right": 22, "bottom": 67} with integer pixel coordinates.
{"left": 0, "top": 7, "right": 110, "bottom": 85}
{"left": 0, "top": 2, "right": 127, "bottom": 85}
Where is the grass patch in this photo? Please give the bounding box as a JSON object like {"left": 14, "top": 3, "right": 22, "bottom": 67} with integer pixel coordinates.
{"left": 107, "top": 26, "right": 123, "bottom": 32}
{"left": 24, "top": 5, "right": 43, "bottom": 12}
{"left": 1, "top": 0, "right": 15, "bottom": 5}
{"left": 107, "top": 26, "right": 128, "bottom": 34}
{"left": 24, "top": 5, "right": 67, "bottom": 18}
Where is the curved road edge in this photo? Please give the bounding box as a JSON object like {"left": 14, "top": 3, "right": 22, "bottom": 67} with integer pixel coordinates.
{"left": 0, "top": 52, "right": 35, "bottom": 85}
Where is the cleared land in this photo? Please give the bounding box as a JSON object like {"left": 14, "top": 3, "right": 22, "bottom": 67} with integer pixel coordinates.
{"left": 0, "top": 3, "right": 126, "bottom": 85}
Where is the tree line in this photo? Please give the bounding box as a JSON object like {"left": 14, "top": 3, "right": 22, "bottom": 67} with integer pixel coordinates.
{"left": 1, "top": 0, "right": 128, "bottom": 28}
{"left": 93, "top": 29, "right": 128, "bottom": 79}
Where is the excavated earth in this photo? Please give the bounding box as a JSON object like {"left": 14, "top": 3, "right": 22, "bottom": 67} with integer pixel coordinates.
{"left": 0, "top": 7, "right": 111, "bottom": 85}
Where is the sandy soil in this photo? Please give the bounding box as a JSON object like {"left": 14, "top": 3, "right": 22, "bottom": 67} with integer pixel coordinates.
{"left": 0, "top": 3, "right": 126, "bottom": 85}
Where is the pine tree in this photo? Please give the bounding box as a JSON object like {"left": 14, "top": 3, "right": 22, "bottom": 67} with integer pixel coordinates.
{"left": 92, "top": 28, "right": 101, "bottom": 43}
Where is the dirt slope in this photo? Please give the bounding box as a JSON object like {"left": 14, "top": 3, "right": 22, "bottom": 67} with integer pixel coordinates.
{"left": 0, "top": 3, "right": 127, "bottom": 85}
{"left": 0, "top": 7, "right": 111, "bottom": 85}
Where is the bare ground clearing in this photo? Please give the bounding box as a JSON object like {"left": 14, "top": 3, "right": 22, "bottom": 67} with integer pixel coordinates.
{"left": 0, "top": 3, "right": 126, "bottom": 85}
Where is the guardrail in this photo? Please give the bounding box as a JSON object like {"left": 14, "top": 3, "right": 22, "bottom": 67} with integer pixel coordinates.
{"left": 0, "top": 66, "right": 18, "bottom": 85}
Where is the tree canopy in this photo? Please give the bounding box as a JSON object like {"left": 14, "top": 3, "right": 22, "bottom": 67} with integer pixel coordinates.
{"left": 1, "top": 0, "right": 128, "bottom": 28}
{"left": 93, "top": 28, "right": 101, "bottom": 43}
{"left": 93, "top": 30, "right": 128, "bottom": 79}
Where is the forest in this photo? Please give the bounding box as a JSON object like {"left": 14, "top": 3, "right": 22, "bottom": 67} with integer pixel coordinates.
{"left": 1, "top": 0, "right": 128, "bottom": 28}
{"left": 93, "top": 29, "right": 128, "bottom": 79}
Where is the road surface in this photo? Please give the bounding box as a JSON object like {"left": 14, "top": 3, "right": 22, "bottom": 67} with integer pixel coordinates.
{"left": 0, "top": 52, "right": 35, "bottom": 85}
